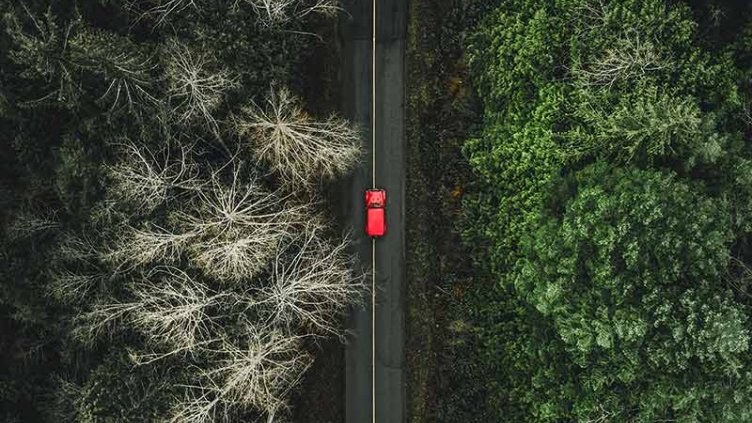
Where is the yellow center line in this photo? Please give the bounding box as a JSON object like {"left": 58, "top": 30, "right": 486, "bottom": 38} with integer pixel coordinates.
{"left": 371, "top": 238, "right": 376, "bottom": 423}
{"left": 372, "top": 0, "right": 377, "bottom": 190}
{"left": 371, "top": 0, "right": 377, "bottom": 422}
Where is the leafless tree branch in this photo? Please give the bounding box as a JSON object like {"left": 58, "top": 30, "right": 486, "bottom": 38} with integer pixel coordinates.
{"left": 165, "top": 41, "right": 236, "bottom": 131}
{"left": 106, "top": 140, "right": 201, "bottom": 212}
{"left": 106, "top": 225, "right": 196, "bottom": 268}
{"left": 572, "top": 30, "right": 666, "bottom": 88}
{"left": 254, "top": 222, "right": 365, "bottom": 336}
{"left": 130, "top": 267, "right": 227, "bottom": 351}
{"left": 238, "top": 0, "right": 340, "bottom": 27}
{"left": 237, "top": 86, "right": 361, "bottom": 187}
{"left": 205, "top": 329, "right": 312, "bottom": 416}
{"left": 179, "top": 167, "right": 308, "bottom": 282}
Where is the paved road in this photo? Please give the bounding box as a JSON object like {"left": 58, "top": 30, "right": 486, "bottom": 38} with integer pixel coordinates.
{"left": 340, "top": 0, "right": 406, "bottom": 421}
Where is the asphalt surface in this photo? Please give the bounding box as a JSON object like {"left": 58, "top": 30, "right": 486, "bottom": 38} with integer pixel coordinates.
{"left": 340, "top": 0, "right": 407, "bottom": 421}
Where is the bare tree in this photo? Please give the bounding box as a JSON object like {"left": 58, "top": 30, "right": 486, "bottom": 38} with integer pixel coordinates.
{"left": 106, "top": 224, "right": 196, "bottom": 268}
{"left": 49, "top": 232, "right": 111, "bottom": 305}
{"left": 164, "top": 329, "right": 309, "bottom": 422}
{"left": 126, "top": 0, "right": 200, "bottom": 26}
{"left": 73, "top": 267, "right": 224, "bottom": 352}
{"left": 191, "top": 234, "right": 281, "bottom": 283}
{"left": 73, "top": 299, "right": 142, "bottom": 345}
{"left": 255, "top": 223, "right": 364, "bottom": 336}
{"left": 207, "top": 329, "right": 311, "bottom": 417}
{"left": 63, "top": 126, "right": 363, "bottom": 421}
{"left": 179, "top": 167, "right": 307, "bottom": 282}
{"left": 69, "top": 28, "right": 160, "bottom": 114}
{"left": 128, "top": 0, "right": 337, "bottom": 27}
{"left": 106, "top": 149, "right": 311, "bottom": 282}
{"left": 165, "top": 41, "right": 236, "bottom": 131}
{"left": 569, "top": 0, "right": 607, "bottom": 28}
{"left": 572, "top": 30, "right": 666, "bottom": 88}
{"left": 237, "top": 87, "right": 361, "bottom": 186}
{"left": 47, "top": 270, "right": 103, "bottom": 305}
{"left": 106, "top": 140, "right": 200, "bottom": 212}
{"left": 166, "top": 386, "right": 224, "bottom": 423}
{"left": 130, "top": 267, "right": 226, "bottom": 353}
{"left": 181, "top": 167, "right": 298, "bottom": 236}
{"left": 239, "top": 0, "right": 339, "bottom": 26}
{"left": 4, "top": 4, "right": 80, "bottom": 107}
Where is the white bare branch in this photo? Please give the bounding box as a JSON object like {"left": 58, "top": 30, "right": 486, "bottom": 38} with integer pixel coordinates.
{"left": 74, "top": 267, "right": 225, "bottom": 352}
{"left": 47, "top": 270, "right": 103, "bottom": 304}
{"left": 179, "top": 167, "right": 308, "bottom": 282}
{"left": 6, "top": 208, "right": 59, "bottom": 239}
{"left": 129, "top": 0, "right": 337, "bottom": 27}
{"left": 205, "top": 329, "right": 312, "bottom": 416}
{"left": 4, "top": 5, "right": 80, "bottom": 107}
{"left": 191, "top": 234, "right": 281, "bottom": 283}
{"left": 164, "top": 329, "right": 309, "bottom": 421}
{"left": 573, "top": 30, "right": 666, "bottom": 88}
{"left": 165, "top": 41, "right": 236, "bottom": 131}
{"left": 50, "top": 233, "right": 118, "bottom": 305}
{"left": 255, "top": 222, "right": 364, "bottom": 336}
{"left": 569, "top": 0, "right": 607, "bottom": 27}
{"left": 239, "top": 0, "right": 340, "bottom": 26}
{"left": 166, "top": 384, "right": 225, "bottom": 423}
{"left": 130, "top": 267, "right": 226, "bottom": 352}
{"left": 63, "top": 117, "right": 362, "bottom": 420}
{"left": 55, "top": 233, "right": 101, "bottom": 263}
{"left": 182, "top": 168, "right": 297, "bottom": 235}
{"left": 106, "top": 224, "right": 196, "bottom": 268}
{"left": 73, "top": 300, "right": 141, "bottom": 345}
{"left": 69, "top": 28, "right": 160, "bottom": 114}
{"left": 106, "top": 140, "right": 200, "bottom": 212}
{"left": 126, "top": 0, "right": 200, "bottom": 26}
{"left": 237, "top": 87, "right": 361, "bottom": 186}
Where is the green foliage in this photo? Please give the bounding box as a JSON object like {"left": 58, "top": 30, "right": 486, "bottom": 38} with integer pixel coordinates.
{"left": 462, "top": 84, "right": 565, "bottom": 274}
{"left": 461, "top": 0, "right": 752, "bottom": 421}
{"left": 564, "top": 86, "right": 726, "bottom": 166}
{"left": 467, "top": 1, "right": 566, "bottom": 114}
{"left": 514, "top": 163, "right": 752, "bottom": 420}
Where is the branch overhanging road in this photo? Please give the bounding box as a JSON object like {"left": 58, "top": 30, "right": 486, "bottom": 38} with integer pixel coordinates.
{"left": 340, "top": 0, "right": 406, "bottom": 422}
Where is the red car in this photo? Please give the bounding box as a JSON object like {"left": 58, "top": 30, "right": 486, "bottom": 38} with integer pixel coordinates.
{"left": 365, "top": 189, "right": 386, "bottom": 237}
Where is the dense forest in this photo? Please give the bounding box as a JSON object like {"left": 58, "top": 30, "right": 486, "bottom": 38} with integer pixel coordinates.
{"left": 8, "top": 0, "right": 752, "bottom": 422}
{"left": 0, "top": 1, "right": 360, "bottom": 422}
{"left": 456, "top": 0, "right": 752, "bottom": 421}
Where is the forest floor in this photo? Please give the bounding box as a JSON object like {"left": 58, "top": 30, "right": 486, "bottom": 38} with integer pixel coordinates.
{"left": 404, "top": 0, "right": 481, "bottom": 421}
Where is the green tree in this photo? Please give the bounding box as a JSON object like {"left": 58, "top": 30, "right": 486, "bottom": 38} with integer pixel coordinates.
{"left": 460, "top": 0, "right": 752, "bottom": 421}
{"left": 515, "top": 163, "right": 752, "bottom": 421}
